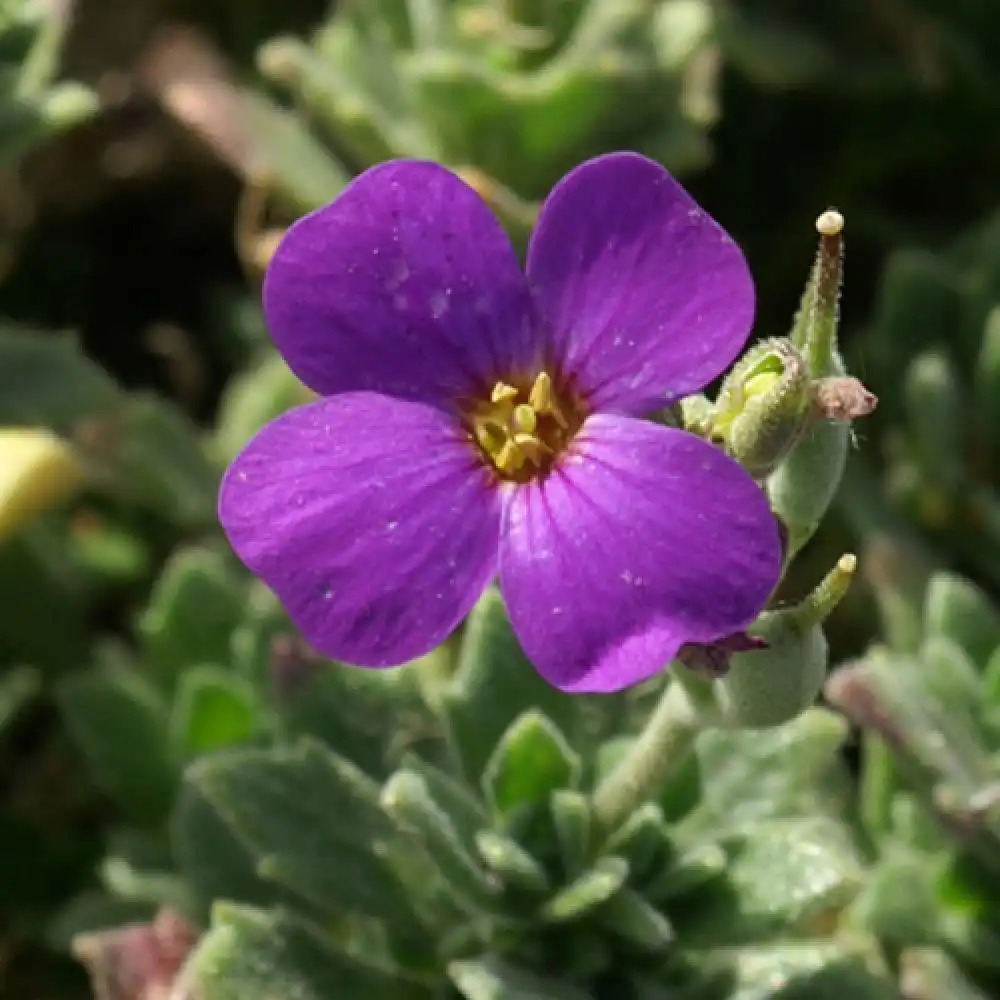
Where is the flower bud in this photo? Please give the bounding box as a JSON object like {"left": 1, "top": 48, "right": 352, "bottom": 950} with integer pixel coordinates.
{"left": 715, "top": 554, "right": 856, "bottom": 728}
{"left": 0, "top": 428, "right": 83, "bottom": 541}
{"left": 678, "top": 392, "right": 714, "bottom": 437}
{"left": 767, "top": 209, "right": 857, "bottom": 559}
{"left": 711, "top": 338, "right": 812, "bottom": 478}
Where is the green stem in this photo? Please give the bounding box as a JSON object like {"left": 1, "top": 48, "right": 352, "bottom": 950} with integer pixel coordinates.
{"left": 591, "top": 680, "right": 701, "bottom": 838}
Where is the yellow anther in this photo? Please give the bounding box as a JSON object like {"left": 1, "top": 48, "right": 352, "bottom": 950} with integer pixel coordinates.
{"left": 496, "top": 438, "right": 526, "bottom": 473}
{"left": 529, "top": 371, "right": 568, "bottom": 429}
{"left": 475, "top": 420, "right": 506, "bottom": 456}
{"left": 491, "top": 381, "right": 519, "bottom": 404}
{"left": 528, "top": 372, "right": 553, "bottom": 411}
{"left": 470, "top": 370, "right": 580, "bottom": 479}
{"left": 512, "top": 432, "right": 549, "bottom": 465}
{"left": 513, "top": 404, "right": 537, "bottom": 434}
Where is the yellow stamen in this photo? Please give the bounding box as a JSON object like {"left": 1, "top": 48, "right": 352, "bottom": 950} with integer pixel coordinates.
{"left": 475, "top": 420, "right": 506, "bottom": 454}
{"left": 529, "top": 371, "right": 569, "bottom": 429}
{"left": 512, "top": 432, "right": 550, "bottom": 465}
{"left": 491, "top": 381, "right": 519, "bottom": 404}
{"left": 513, "top": 404, "right": 537, "bottom": 434}
{"left": 471, "top": 372, "right": 579, "bottom": 479}
{"left": 496, "top": 438, "right": 526, "bottom": 472}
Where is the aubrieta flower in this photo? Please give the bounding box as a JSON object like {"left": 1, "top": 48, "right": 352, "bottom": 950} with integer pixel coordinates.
{"left": 219, "top": 152, "right": 782, "bottom": 693}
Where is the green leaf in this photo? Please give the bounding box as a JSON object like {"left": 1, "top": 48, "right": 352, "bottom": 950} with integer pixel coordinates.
{"left": 170, "top": 667, "right": 257, "bottom": 761}
{"left": 381, "top": 770, "right": 501, "bottom": 912}
{"left": 138, "top": 547, "right": 247, "bottom": 686}
{"left": 0, "top": 664, "right": 40, "bottom": 739}
{"left": 170, "top": 782, "right": 277, "bottom": 917}
{"left": 46, "top": 893, "right": 155, "bottom": 951}
{"left": 549, "top": 789, "right": 591, "bottom": 878}
{"left": 97, "top": 855, "right": 192, "bottom": 912}
{"left": 705, "top": 940, "right": 897, "bottom": 1000}
{"left": 189, "top": 740, "right": 415, "bottom": 923}
{"left": 273, "top": 655, "right": 425, "bottom": 778}
{"left": 475, "top": 830, "right": 549, "bottom": 893}
{"left": 111, "top": 395, "right": 219, "bottom": 529}
{"left": 449, "top": 956, "right": 594, "bottom": 1000}
{"left": 542, "top": 856, "right": 629, "bottom": 922}
{"left": 0, "top": 528, "right": 90, "bottom": 670}
{"left": 683, "top": 709, "right": 851, "bottom": 839}
{"left": 212, "top": 351, "right": 310, "bottom": 463}
{"left": 903, "top": 351, "right": 965, "bottom": 487}
{"left": 483, "top": 710, "right": 580, "bottom": 816}
{"left": 596, "top": 887, "right": 674, "bottom": 951}
{"left": 188, "top": 904, "right": 419, "bottom": 1000}
{"left": 56, "top": 666, "right": 176, "bottom": 824}
{"left": 243, "top": 93, "right": 350, "bottom": 213}
{"left": 602, "top": 802, "right": 666, "bottom": 879}
{"left": 847, "top": 848, "right": 940, "bottom": 949}
{"left": 0, "top": 326, "right": 120, "bottom": 428}
{"left": 918, "top": 636, "right": 984, "bottom": 723}
{"left": 446, "top": 589, "right": 582, "bottom": 782}
{"left": 925, "top": 572, "right": 1000, "bottom": 667}
{"left": 644, "top": 842, "right": 727, "bottom": 903}
{"left": 681, "top": 817, "right": 864, "bottom": 945}
{"left": 399, "top": 752, "right": 487, "bottom": 847}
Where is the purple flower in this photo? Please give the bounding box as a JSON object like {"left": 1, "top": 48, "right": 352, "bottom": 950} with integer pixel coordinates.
{"left": 219, "top": 153, "right": 782, "bottom": 693}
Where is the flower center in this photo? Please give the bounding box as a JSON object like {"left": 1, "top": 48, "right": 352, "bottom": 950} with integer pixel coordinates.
{"left": 467, "top": 371, "right": 583, "bottom": 481}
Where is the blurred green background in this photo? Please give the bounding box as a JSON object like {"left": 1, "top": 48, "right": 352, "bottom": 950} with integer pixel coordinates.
{"left": 3, "top": 1, "right": 1000, "bottom": 998}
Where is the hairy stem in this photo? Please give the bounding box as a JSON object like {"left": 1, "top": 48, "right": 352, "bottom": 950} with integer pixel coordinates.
{"left": 590, "top": 679, "right": 701, "bottom": 838}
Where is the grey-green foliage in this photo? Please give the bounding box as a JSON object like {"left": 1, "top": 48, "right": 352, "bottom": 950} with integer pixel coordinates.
{"left": 58, "top": 576, "right": 907, "bottom": 999}
{"left": 0, "top": 0, "right": 95, "bottom": 162}
{"left": 845, "top": 209, "right": 1000, "bottom": 590}
{"left": 827, "top": 570, "right": 1000, "bottom": 990}
{"left": 0, "top": 327, "right": 220, "bottom": 673}
{"left": 251, "top": 0, "right": 720, "bottom": 229}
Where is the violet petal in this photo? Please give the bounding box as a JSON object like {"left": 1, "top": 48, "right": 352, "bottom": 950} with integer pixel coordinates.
{"left": 264, "top": 161, "right": 535, "bottom": 404}
{"left": 219, "top": 393, "right": 500, "bottom": 666}
{"left": 527, "top": 152, "right": 755, "bottom": 414}
{"left": 499, "top": 414, "right": 782, "bottom": 693}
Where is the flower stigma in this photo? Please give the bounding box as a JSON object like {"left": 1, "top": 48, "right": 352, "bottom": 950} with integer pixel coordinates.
{"left": 467, "top": 371, "right": 583, "bottom": 481}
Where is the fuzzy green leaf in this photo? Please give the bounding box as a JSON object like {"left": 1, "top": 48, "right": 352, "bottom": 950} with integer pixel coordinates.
{"left": 542, "top": 856, "right": 629, "bottom": 922}
{"left": 170, "top": 782, "right": 277, "bottom": 917}
{"left": 449, "top": 956, "right": 593, "bottom": 1000}
{"left": 56, "top": 666, "right": 176, "bottom": 825}
{"left": 170, "top": 667, "right": 257, "bottom": 761}
{"left": 925, "top": 572, "right": 1000, "bottom": 667}
{"left": 0, "top": 326, "right": 120, "bottom": 428}
{"left": 188, "top": 740, "right": 416, "bottom": 923}
{"left": 137, "top": 547, "right": 248, "bottom": 686}
{"left": 189, "top": 904, "right": 419, "bottom": 1000}
{"left": 484, "top": 710, "right": 580, "bottom": 817}
{"left": 446, "top": 588, "right": 581, "bottom": 781}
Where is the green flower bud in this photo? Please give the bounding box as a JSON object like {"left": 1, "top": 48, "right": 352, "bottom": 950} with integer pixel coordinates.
{"left": 678, "top": 392, "right": 714, "bottom": 437}
{"left": 767, "top": 209, "right": 865, "bottom": 559}
{"left": 711, "top": 338, "right": 812, "bottom": 478}
{"left": 716, "top": 554, "right": 856, "bottom": 729}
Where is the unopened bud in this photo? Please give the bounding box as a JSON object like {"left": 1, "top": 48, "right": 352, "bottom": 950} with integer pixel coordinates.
{"left": 793, "top": 208, "right": 845, "bottom": 376}
{"left": 715, "top": 554, "right": 856, "bottom": 728}
{"left": 0, "top": 428, "right": 83, "bottom": 541}
{"left": 768, "top": 209, "right": 855, "bottom": 558}
{"left": 712, "top": 339, "right": 812, "bottom": 478}
{"left": 678, "top": 393, "right": 714, "bottom": 437}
